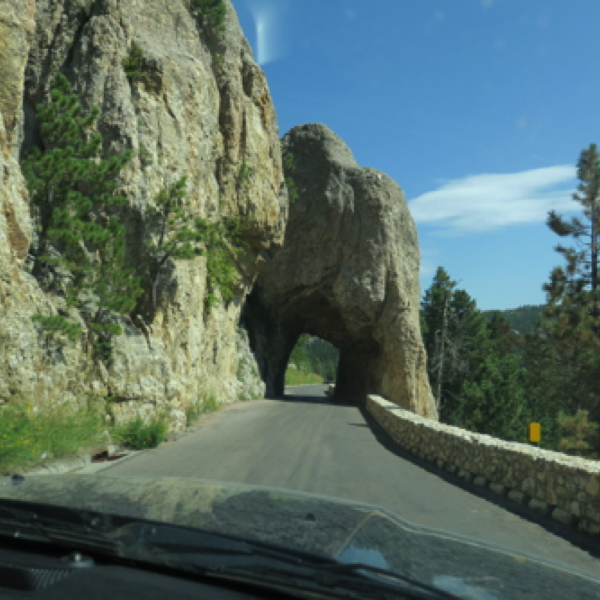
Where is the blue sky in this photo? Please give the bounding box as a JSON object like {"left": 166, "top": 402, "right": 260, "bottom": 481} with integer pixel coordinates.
{"left": 230, "top": 0, "right": 600, "bottom": 311}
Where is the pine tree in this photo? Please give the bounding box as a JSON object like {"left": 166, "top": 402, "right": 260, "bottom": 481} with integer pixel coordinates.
{"left": 139, "top": 176, "right": 247, "bottom": 320}
{"left": 536, "top": 143, "right": 600, "bottom": 437}
{"left": 557, "top": 409, "right": 599, "bottom": 457}
{"left": 515, "top": 323, "right": 564, "bottom": 450}
{"left": 20, "top": 71, "right": 144, "bottom": 363}
{"left": 449, "top": 322, "right": 530, "bottom": 442}
{"left": 437, "top": 289, "right": 490, "bottom": 425}
{"left": 421, "top": 270, "right": 536, "bottom": 443}
{"left": 420, "top": 268, "right": 474, "bottom": 415}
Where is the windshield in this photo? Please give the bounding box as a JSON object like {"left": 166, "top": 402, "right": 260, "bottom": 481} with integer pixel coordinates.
{"left": 2, "top": 0, "right": 600, "bottom": 599}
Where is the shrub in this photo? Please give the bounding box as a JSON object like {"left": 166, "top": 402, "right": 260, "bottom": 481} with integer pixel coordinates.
{"left": 185, "top": 394, "right": 220, "bottom": 427}
{"left": 188, "top": 0, "right": 227, "bottom": 34}
{"left": 111, "top": 415, "right": 168, "bottom": 450}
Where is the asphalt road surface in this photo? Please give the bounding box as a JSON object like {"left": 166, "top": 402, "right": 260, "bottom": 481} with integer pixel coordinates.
{"left": 92, "top": 384, "right": 600, "bottom": 577}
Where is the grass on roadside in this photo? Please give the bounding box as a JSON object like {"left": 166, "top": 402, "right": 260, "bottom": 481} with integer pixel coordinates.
{"left": 185, "top": 394, "right": 220, "bottom": 427}
{"left": 1, "top": 389, "right": 239, "bottom": 473}
{"left": 0, "top": 400, "right": 106, "bottom": 476}
{"left": 284, "top": 368, "right": 324, "bottom": 386}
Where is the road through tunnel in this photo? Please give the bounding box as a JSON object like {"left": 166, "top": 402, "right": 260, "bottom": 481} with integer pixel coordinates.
{"left": 240, "top": 287, "right": 380, "bottom": 403}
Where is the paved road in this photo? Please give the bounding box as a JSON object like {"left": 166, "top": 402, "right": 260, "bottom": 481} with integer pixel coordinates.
{"left": 91, "top": 384, "right": 600, "bottom": 576}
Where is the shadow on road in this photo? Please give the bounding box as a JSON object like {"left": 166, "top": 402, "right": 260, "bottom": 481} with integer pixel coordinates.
{"left": 359, "top": 406, "right": 600, "bottom": 562}
{"left": 271, "top": 386, "right": 600, "bottom": 559}
{"left": 273, "top": 384, "right": 356, "bottom": 407}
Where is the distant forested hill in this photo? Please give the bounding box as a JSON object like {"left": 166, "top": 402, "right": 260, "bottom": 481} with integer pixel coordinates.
{"left": 482, "top": 304, "right": 545, "bottom": 334}
{"left": 298, "top": 306, "right": 545, "bottom": 383}
{"left": 419, "top": 304, "right": 545, "bottom": 336}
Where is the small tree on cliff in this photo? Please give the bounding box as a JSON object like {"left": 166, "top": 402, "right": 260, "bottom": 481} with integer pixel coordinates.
{"left": 140, "top": 175, "right": 249, "bottom": 319}
{"left": 188, "top": 0, "right": 227, "bottom": 34}
{"left": 20, "top": 71, "right": 144, "bottom": 364}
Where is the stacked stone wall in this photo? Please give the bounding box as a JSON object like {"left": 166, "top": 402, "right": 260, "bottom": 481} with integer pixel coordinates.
{"left": 366, "top": 395, "right": 600, "bottom": 538}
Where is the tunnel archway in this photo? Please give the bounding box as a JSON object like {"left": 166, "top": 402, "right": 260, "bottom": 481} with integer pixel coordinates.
{"left": 241, "top": 287, "right": 381, "bottom": 403}
{"left": 241, "top": 123, "right": 438, "bottom": 418}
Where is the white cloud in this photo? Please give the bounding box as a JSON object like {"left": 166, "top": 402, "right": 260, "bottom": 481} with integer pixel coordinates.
{"left": 408, "top": 165, "right": 578, "bottom": 236}
{"left": 419, "top": 248, "right": 439, "bottom": 279}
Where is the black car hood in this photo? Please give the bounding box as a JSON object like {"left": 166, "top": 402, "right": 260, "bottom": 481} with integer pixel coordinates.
{"left": 0, "top": 474, "right": 599, "bottom": 599}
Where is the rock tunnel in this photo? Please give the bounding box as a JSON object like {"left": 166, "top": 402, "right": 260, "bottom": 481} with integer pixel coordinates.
{"left": 240, "top": 123, "right": 438, "bottom": 419}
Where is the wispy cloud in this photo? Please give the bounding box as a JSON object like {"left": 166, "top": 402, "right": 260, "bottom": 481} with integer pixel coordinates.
{"left": 418, "top": 247, "right": 439, "bottom": 279}
{"left": 408, "top": 165, "right": 578, "bottom": 236}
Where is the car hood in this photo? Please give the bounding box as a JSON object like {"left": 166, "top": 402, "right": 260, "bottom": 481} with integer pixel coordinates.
{"left": 0, "top": 473, "right": 599, "bottom": 599}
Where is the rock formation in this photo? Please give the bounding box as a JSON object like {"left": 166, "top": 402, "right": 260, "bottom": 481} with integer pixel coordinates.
{"left": 243, "top": 123, "right": 438, "bottom": 419}
{"left": 0, "top": 0, "right": 437, "bottom": 436}
{"left": 0, "top": 0, "right": 284, "bottom": 428}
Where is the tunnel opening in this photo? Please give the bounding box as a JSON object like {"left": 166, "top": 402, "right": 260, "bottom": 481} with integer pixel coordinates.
{"left": 240, "top": 286, "right": 382, "bottom": 404}
{"left": 285, "top": 333, "right": 339, "bottom": 388}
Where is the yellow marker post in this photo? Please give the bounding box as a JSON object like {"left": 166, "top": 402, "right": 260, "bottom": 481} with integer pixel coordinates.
{"left": 528, "top": 422, "right": 541, "bottom": 445}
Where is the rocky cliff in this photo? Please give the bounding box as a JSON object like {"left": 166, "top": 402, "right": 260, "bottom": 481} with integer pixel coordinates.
{"left": 243, "top": 124, "right": 438, "bottom": 419}
{"left": 0, "top": 0, "right": 437, "bottom": 436}
{"left": 0, "top": 0, "right": 283, "bottom": 429}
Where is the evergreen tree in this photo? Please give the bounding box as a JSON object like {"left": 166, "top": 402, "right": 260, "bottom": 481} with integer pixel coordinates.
{"left": 534, "top": 143, "right": 600, "bottom": 441}
{"left": 437, "top": 289, "right": 490, "bottom": 424}
{"left": 289, "top": 334, "right": 311, "bottom": 372}
{"left": 141, "top": 176, "right": 247, "bottom": 319}
{"left": 421, "top": 269, "right": 535, "bottom": 444}
{"left": 515, "top": 324, "right": 564, "bottom": 450}
{"left": 420, "top": 268, "right": 477, "bottom": 415}
{"left": 448, "top": 321, "right": 531, "bottom": 442}
{"left": 20, "top": 71, "right": 144, "bottom": 363}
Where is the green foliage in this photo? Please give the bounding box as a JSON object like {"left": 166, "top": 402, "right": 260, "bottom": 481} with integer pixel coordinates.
{"left": 122, "top": 41, "right": 147, "bottom": 82}
{"left": 520, "top": 142, "right": 600, "bottom": 438}
{"left": 30, "top": 313, "right": 82, "bottom": 342}
{"left": 110, "top": 415, "right": 168, "bottom": 450}
{"left": 283, "top": 152, "right": 299, "bottom": 204}
{"left": 20, "top": 71, "right": 145, "bottom": 365}
{"left": 417, "top": 145, "right": 600, "bottom": 457}
{"left": 142, "top": 176, "right": 250, "bottom": 317}
{"left": 0, "top": 399, "right": 105, "bottom": 475}
{"left": 237, "top": 161, "right": 253, "bottom": 191}
{"left": 287, "top": 335, "right": 339, "bottom": 382}
{"left": 285, "top": 368, "right": 324, "bottom": 386}
{"left": 557, "top": 409, "right": 599, "bottom": 457}
{"left": 420, "top": 267, "right": 556, "bottom": 447}
{"left": 188, "top": 0, "right": 227, "bottom": 34}
{"left": 212, "top": 52, "right": 225, "bottom": 72}
{"left": 185, "top": 394, "right": 219, "bottom": 426}
{"left": 289, "top": 333, "right": 311, "bottom": 373}
{"left": 138, "top": 142, "right": 153, "bottom": 170}
{"left": 483, "top": 304, "right": 544, "bottom": 335}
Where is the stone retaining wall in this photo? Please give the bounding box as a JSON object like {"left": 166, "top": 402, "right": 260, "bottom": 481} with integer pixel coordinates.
{"left": 366, "top": 394, "right": 600, "bottom": 538}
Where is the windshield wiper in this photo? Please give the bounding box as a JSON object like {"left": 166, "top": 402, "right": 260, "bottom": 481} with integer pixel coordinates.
{"left": 122, "top": 522, "right": 457, "bottom": 599}
{"left": 0, "top": 500, "right": 454, "bottom": 599}
{"left": 0, "top": 501, "right": 122, "bottom": 555}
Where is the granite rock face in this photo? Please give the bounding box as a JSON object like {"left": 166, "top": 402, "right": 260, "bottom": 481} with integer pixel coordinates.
{"left": 243, "top": 123, "right": 438, "bottom": 419}
{"left": 0, "top": 0, "right": 285, "bottom": 428}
